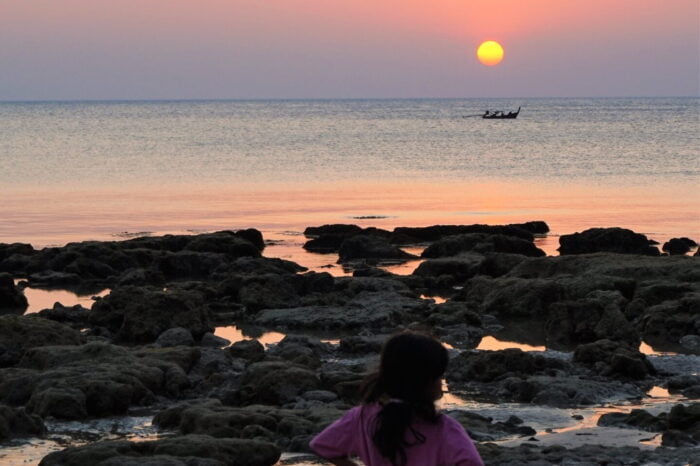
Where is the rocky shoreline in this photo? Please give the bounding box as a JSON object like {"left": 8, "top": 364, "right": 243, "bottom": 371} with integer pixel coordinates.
{"left": 1, "top": 223, "right": 698, "bottom": 465}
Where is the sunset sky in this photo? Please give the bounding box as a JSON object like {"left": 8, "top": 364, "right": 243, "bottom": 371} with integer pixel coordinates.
{"left": 1, "top": 0, "right": 698, "bottom": 100}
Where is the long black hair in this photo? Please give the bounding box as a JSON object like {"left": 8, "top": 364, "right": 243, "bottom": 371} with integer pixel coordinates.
{"left": 359, "top": 332, "right": 449, "bottom": 466}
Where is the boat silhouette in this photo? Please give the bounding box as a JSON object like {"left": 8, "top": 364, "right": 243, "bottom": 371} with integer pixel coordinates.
{"left": 483, "top": 106, "right": 521, "bottom": 119}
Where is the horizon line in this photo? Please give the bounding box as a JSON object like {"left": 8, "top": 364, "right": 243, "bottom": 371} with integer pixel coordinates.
{"left": 1, "top": 95, "right": 699, "bottom": 104}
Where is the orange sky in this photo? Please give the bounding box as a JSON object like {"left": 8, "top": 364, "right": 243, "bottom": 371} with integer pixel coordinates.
{"left": 1, "top": 0, "right": 698, "bottom": 99}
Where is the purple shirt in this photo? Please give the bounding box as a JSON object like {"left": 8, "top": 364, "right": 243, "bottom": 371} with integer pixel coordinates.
{"left": 310, "top": 403, "right": 484, "bottom": 466}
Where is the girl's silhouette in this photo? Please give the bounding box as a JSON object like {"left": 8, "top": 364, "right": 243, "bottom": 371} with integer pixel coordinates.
{"left": 311, "top": 332, "right": 484, "bottom": 466}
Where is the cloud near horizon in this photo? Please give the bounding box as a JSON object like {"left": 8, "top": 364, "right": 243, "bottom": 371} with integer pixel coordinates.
{"left": 1, "top": 0, "right": 698, "bottom": 100}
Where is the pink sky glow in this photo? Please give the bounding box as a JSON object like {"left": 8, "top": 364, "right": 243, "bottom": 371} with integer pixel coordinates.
{"left": 1, "top": 0, "right": 698, "bottom": 99}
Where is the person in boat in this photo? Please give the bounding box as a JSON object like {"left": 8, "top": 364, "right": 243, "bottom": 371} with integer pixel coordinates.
{"left": 310, "top": 332, "right": 484, "bottom": 466}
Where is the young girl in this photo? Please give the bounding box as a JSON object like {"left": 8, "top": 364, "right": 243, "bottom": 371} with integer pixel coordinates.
{"left": 310, "top": 332, "right": 484, "bottom": 466}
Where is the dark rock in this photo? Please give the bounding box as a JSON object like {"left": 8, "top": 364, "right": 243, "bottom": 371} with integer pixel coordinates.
{"left": 597, "top": 409, "right": 667, "bottom": 431}
{"left": 200, "top": 333, "right": 230, "bottom": 348}
{"left": 679, "top": 334, "right": 700, "bottom": 352}
{"left": 0, "top": 315, "right": 81, "bottom": 367}
{"left": 412, "top": 254, "right": 485, "bottom": 288}
{"left": 2, "top": 342, "right": 195, "bottom": 419}
{"left": 544, "top": 298, "right": 639, "bottom": 349}
{"left": 639, "top": 294, "right": 700, "bottom": 345}
{"left": 267, "top": 335, "right": 326, "bottom": 368}
{"left": 0, "top": 404, "right": 46, "bottom": 439}
{"left": 339, "top": 335, "right": 386, "bottom": 354}
{"left": 507, "top": 221, "right": 550, "bottom": 234}
{"left": 0, "top": 273, "right": 28, "bottom": 314}
{"left": 0, "top": 242, "right": 35, "bottom": 263}
{"left": 237, "top": 361, "right": 320, "bottom": 405}
{"left": 392, "top": 224, "right": 534, "bottom": 243}
{"left": 228, "top": 339, "right": 266, "bottom": 362}
{"left": 255, "top": 291, "right": 428, "bottom": 330}
{"left": 662, "top": 237, "right": 697, "bottom": 256}
{"left": 304, "top": 224, "right": 364, "bottom": 238}
{"left": 661, "top": 429, "right": 698, "bottom": 447}
{"left": 156, "top": 328, "right": 196, "bottom": 347}
{"left": 573, "top": 339, "right": 655, "bottom": 379}
{"left": 457, "top": 276, "right": 561, "bottom": 318}
{"left": 668, "top": 403, "right": 700, "bottom": 432}
{"left": 36, "top": 303, "right": 90, "bottom": 328}
{"left": 447, "top": 349, "right": 569, "bottom": 383}
{"left": 233, "top": 229, "right": 265, "bottom": 252}
{"left": 337, "top": 235, "right": 417, "bottom": 263}
{"left": 237, "top": 274, "right": 301, "bottom": 312}
{"left": 558, "top": 227, "right": 659, "bottom": 255}
{"left": 447, "top": 410, "right": 536, "bottom": 441}
{"left": 89, "top": 287, "right": 212, "bottom": 344}
{"left": 184, "top": 231, "right": 261, "bottom": 258}
{"left": 422, "top": 234, "right": 544, "bottom": 258}
{"left": 38, "top": 434, "right": 281, "bottom": 466}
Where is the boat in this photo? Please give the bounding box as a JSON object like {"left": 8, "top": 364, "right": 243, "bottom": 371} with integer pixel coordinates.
{"left": 483, "top": 106, "right": 520, "bottom": 119}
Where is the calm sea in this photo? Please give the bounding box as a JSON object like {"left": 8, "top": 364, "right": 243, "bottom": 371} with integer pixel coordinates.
{"left": 0, "top": 98, "right": 698, "bottom": 263}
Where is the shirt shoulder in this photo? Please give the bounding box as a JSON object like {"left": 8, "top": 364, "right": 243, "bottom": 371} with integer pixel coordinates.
{"left": 437, "top": 414, "right": 485, "bottom": 466}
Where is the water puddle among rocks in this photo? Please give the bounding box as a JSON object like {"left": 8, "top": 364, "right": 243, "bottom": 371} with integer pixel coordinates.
{"left": 476, "top": 336, "right": 546, "bottom": 352}
{"left": 214, "top": 325, "right": 287, "bottom": 347}
{"left": 13, "top": 279, "right": 110, "bottom": 314}
{"left": 0, "top": 415, "right": 162, "bottom": 466}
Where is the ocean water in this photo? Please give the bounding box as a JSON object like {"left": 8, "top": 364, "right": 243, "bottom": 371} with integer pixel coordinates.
{"left": 0, "top": 98, "right": 698, "bottom": 258}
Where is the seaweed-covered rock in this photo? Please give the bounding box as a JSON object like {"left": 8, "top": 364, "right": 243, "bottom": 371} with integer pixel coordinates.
{"left": 638, "top": 293, "right": 700, "bottom": 345}
{"left": 0, "top": 315, "right": 81, "bottom": 367}
{"left": 38, "top": 435, "right": 280, "bottom": 466}
{"left": 0, "top": 342, "right": 195, "bottom": 419}
{"left": 255, "top": 291, "right": 428, "bottom": 330}
{"left": 89, "top": 287, "right": 212, "bottom": 344}
{"left": 0, "top": 404, "right": 46, "bottom": 439}
{"left": 558, "top": 228, "right": 659, "bottom": 256}
{"left": 573, "top": 339, "right": 655, "bottom": 379}
{"left": 447, "top": 349, "right": 569, "bottom": 384}
{"left": 544, "top": 298, "right": 639, "bottom": 349}
{"left": 237, "top": 361, "right": 320, "bottom": 405}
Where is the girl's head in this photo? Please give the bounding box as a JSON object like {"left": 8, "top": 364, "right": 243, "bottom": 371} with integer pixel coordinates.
{"left": 360, "top": 332, "right": 449, "bottom": 466}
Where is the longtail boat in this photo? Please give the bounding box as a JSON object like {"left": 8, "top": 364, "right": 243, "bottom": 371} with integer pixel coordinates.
{"left": 483, "top": 106, "right": 520, "bottom": 119}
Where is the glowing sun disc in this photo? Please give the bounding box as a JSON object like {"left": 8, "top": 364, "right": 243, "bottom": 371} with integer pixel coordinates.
{"left": 477, "top": 40, "right": 504, "bottom": 66}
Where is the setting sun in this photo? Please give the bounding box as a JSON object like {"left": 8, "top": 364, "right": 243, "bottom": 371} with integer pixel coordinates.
{"left": 477, "top": 40, "right": 504, "bottom": 66}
